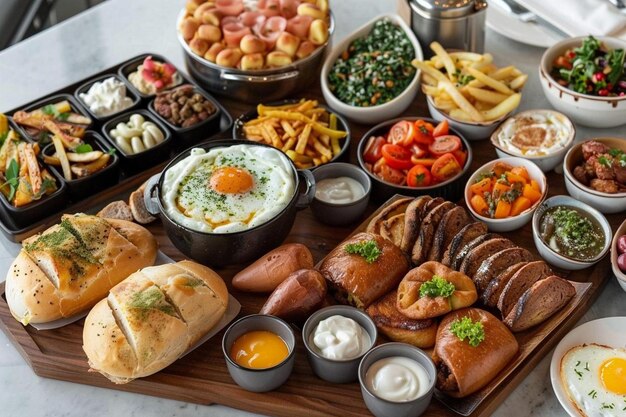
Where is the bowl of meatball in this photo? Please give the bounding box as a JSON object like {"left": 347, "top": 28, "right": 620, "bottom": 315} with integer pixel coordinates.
{"left": 563, "top": 138, "right": 626, "bottom": 214}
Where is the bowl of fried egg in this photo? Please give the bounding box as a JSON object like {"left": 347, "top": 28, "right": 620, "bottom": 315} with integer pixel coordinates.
{"left": 550, "top": 317, "right": 626, "bottom": 417}
{"left": 143, "top": 140, "right": 316, "bottom": 266}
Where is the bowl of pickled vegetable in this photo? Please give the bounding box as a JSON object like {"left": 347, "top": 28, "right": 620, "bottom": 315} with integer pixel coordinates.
{"left": 532, "top": 195, "right": 611, "bottom": 271}
{"left": 539, "top": 35, "right": 626, "bottom": 128}
{"left": 320, "top": 14, "right": 422, "bottom": 124}
{"left": 464, "top": 157, "right": 547, "bottom": 232}
{"left": 357, "top": 117, "right": 472, "bottom": 202}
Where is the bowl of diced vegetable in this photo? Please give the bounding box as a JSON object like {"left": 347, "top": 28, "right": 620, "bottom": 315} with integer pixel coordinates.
{"left": 465, "top": 157, "right": 547, "bottom": 232}
{"left": 320, "top": 14, "right": 422, "bottom": 124}
{"left": 357, "top": 117, "right": 472, "bottom": 202}
{"left": 539, "top": 35, "right": 626, "bottom": 128}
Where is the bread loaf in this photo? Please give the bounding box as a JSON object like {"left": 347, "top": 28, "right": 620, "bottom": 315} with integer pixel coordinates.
{"left": 83, "top": 260, "right": 228, "bottom": 384}
{"left": 6, "top": 214, "right": 157, "bottom": 325}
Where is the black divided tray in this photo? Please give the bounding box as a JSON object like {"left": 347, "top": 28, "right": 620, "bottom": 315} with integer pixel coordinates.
{"left": 0, "top": 53, "right": 233, "bottom": 242}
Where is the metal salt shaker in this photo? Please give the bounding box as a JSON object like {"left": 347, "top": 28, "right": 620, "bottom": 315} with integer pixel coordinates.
{"left": 409, "top": 0, "right": 487, "bottom": 55}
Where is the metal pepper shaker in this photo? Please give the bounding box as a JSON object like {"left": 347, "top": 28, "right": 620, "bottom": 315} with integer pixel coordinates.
{"left": 408, "top": 0, "right": 487, "bottom": 55}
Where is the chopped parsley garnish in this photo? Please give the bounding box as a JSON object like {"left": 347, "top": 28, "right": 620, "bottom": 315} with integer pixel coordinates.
{"left": 450, "top": 316, "right": 485, "bottom": 347}
{"left": 345, "top": 239, "right": 381, "bottom": 263}
{"left": 128, "top": 287, "right": 176, "bottom": 317}
{"left": 419, "top": 275, "right": 455, "bottom": 298}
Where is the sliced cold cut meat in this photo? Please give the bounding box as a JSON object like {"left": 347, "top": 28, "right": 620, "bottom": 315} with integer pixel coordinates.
{"left": 286, "top": 15, "right": 313, "bottom": 38}
{"left": 240, "top": 11, "right": 266, "bottom": 27}
{"left": 258, "top": 0, "right": 282, "bottom": 17}
{"left": 441, "top": 222, "right": 488, "bottom": 267}
{"left": 497, "top": 260, "right": 553, "bottom": 317}
{"left": 223, "top": 22, "right": 252, "bottom": 47}
{"left": 257, "top": 16, "right": 288, "bottom": 49}
{"left": 411, "top": 201, "right": 455, "bottom": 265}
{"left": 215, "top": 0, "right": 244, "bottom": 16}
{"left": 504, "top": 276, "right": 575, "bottom": 332}
{"left": 472, "top": 247, "right": 534, "bottom": 294}
{"left": 481, "top": 261, "right": 528, "bottom": 308}
{"left": 428, "top": 206, "right": 471, "bottom": 262}
{"left": 458, "top": 238, "right": 515, "bottom": 279}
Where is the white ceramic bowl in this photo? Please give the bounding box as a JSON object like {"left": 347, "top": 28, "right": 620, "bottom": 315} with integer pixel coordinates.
{"left": 490, "top": 109, "right": 575, "bottom": 172}
{"left": 563, "top": 137, "right": 626, "bottom": 214}
{"left": 426, "top": 95, "right": 509, "bottom": 141}
{"left": 465, "top": 157, "right": 547, "bottom": 232}
{"left": 539, "top": 36, "right": 626, "bottom": 128}
{"left": 320, "top": 14, "right": 422, "bottom": 124}
{"left": 611, "top": 219, "right": 626, "bottom": 292}
{"left": 531, "top": 195, "right": 612, "bottom": 271}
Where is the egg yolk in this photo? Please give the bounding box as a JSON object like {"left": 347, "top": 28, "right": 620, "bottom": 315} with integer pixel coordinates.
{"left": 230, "top": 330, "right": 289, "bottom": 369}
{"left": 600, "top": 357, "right": 626, "bottom": 395}
{"left": 210, "top": 166, "right": 254, "bottom": 194}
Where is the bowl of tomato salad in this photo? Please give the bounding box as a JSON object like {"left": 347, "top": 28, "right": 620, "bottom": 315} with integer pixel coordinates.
{"left": 357, "top": 117, "right": 472, "bottom": 202}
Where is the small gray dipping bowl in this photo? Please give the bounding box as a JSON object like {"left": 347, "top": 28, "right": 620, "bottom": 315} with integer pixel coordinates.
{"left": 222, "top": 314, "right": 296, "bottom": 392}
{"left": 358, "top": 343, "right": 436, "bottom": 417}
{"left": 310, "top": 163, "right": 371, "bottom": 226}
{"left": 302, "top": 305, "right": 377, "bottom": 383}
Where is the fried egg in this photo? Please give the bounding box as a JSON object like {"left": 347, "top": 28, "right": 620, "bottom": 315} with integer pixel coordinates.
{"left": 162, "top": 145, "right": 295, "bottom": 233}
{"left": 560, "top": 343, "right": 626, "bottom": 417}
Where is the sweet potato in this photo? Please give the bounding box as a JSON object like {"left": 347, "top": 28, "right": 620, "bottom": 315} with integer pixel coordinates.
{"left": 259, "top": 269, "right": 327, "bottom": 322}
{"left": 232, "top": 243, "right": 314, "bottom": 292}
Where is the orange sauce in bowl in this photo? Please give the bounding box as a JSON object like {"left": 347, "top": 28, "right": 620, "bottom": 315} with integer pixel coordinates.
{"left": 230, "top": 330, "right": 289, "bottom": 369}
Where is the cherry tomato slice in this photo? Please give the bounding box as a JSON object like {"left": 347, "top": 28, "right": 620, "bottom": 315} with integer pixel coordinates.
{"left": 377, "top": 162, "right": 406, "bottom": 185}
{"left": 381, "top": 143, "right": 413, "bottom": 170}
{"left": 413, "top": 120, "right": 435, "bottom": 145}
{"left": 431, "top": 153, "right": 462, "bottom": 182}
{"left": 388, "top": 120, "right": 416, "bottom": 147}
{"left": 410, "top": 143, "right": 428, "bottom": 159}
{"left": 429, "top": 135, "right": 462, "bottom": 156}
{"left": 433, "top": 120, "right": 449, "bottom": 137}
{"left": 363, "top": 135, "right": 387, "bottom": 164}
{"left": 452, "top": 149, "right": 467, "bottom": 167}
{"left": 406, "top": 164, "right": 432, "bottom": 187}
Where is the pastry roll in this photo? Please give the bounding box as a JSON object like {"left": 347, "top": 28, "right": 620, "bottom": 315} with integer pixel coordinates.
{"left": 308, "top": 19, "right": 328, "bottom": 46}
{"left": 433, "top": 308, "right": 518, "bottom": 398}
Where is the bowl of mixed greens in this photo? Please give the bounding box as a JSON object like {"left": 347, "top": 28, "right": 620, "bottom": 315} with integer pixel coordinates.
{"left": 320, "top": 14, "right": 423, "bottom": 124}
{"left": 539, "top": 35, "right": 626, "bottom": 128}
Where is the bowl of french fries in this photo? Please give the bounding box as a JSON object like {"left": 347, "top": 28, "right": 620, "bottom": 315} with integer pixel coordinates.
{"left": 413, "top": 42, "right": 528, "bottom": 141}
{"left": 233, "top": 99, "right": 350, "bottom": 170}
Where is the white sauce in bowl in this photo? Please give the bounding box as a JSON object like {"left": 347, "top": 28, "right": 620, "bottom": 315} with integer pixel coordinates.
{"left": 315, "top": 177, "right": 365, "bottom": 204}
{"left": 365, "top": 356, "right": 430, "bottom": 402}
{"left": 494, "top": 111, "right": 572, "bottom": 156}
{"left": 311, "top": 315, "right": 371, "bottom": 360}
{"left": 79, "top": 77, "right": 134, "bottom": 117}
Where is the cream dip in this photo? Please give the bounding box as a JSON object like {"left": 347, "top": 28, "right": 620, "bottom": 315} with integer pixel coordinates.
{"left": 315, "top": 177, "right": 365, "bottom": 204}
{"left": 493, "top": 111, "right": 573, "bottom": 157}
{"left": 365, "top": 356, "right": 430, "bottom": 402}
{"left": 311, "top": 315, "right": 371, "bottom": 360}
{"left": 79, "top": 77, "right": 134, "bottom": 117}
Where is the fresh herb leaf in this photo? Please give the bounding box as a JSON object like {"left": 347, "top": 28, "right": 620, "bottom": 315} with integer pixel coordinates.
{"left": 2, "top": 159, "right": 20, "bottom": 202}
{"left": 107, "top": 147, "right": 116, "bottom": 156}
{"left": 57, "top": 112, "right": 70, "bottom": 121}
{"left": 419, "top": 275, "right": 455, "bottom": 298}
{"left": 74, "top": 144, "right": 93, "bottom": 154}
{"left": 42, "top": 104, "right": 56, "bottom": 116}
{"left": 598, "top": 155, "right": 612, "bottom": 167}
{"left": 607, "top": 48, "right": 625, "bottom": 87}
{"left": 345, "top": 239, "right": 381, "bottom": 263}
{"left": 0, "top": 131, "right": 7, "bottom": 147}
{"left": 449, "top": 316, "right": 485, "bottom": 347}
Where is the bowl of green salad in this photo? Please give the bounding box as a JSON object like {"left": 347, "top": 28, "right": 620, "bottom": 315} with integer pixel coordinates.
{"left": 320, "top": 14, "right": 423, "bottom": 124}
{"left": 539, "top": 35, "right": 626, "bottom": 128}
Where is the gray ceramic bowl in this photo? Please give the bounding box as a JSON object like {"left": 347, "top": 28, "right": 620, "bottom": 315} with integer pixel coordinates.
{"left": 302, "top": 305, "right": 377, "bottom": 383}
{"left": 310, "top": 163, "right": 372, "bottom": 226}
{"left": 222, "top": 314, "right": 296, "bottom": 392}
{"left": 358, "top": 343, "right": 436, "bottom": 417}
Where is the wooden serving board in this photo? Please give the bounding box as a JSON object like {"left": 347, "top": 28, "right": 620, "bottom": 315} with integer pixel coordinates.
{"left": 0, "top": 85, "right": 622, "bottom": 417}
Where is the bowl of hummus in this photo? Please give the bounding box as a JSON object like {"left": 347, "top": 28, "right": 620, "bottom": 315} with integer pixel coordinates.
{"left": 490, "top": 109, "right": 575, "bottom": 172}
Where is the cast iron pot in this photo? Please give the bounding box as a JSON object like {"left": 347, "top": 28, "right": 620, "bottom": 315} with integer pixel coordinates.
{"left": 144, "top": 139, "right": 316, "bottom": 266}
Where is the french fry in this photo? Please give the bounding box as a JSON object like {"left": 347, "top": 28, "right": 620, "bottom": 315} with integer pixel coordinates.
{"left": 481, "top": 93, "right": 521, "bottom": 121}
{"left": 23, "top": 144, "right": 42, "bottom": 194}
{"left": 430, "top": 42, "right": 457, "bottom": 81}
{"left": 412, "top": 60, "right": 449, "bottom": 83}
{"left": 51, "top": 134, "right": 72, "bottom": 181}
{"left": 440, "top": 81, "right": 485, "bottom": 122}
{"left": 465, "top": 87, "right": 510, "bottom": 104}
{"left": 295, "top": 123, "right": 311, "bottom": 154}
{"left": 466, "top": 67, "right": 514, "bottom": 95}
{"left": 509, "top": 74, "right": 529, "bottom": 91}
{"left": 331, "top": 137, "right": 341, "bottom": 156}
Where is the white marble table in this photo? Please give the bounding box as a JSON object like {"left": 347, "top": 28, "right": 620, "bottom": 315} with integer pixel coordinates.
{"left": 0, "top": 1, "right": 624, "bottom": 416}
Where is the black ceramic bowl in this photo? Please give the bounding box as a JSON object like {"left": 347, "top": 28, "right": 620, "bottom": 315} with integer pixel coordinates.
{"left": 42, "top": 131, "right": 120, "bottom": 199}
{"left": 14, "top": 93, "right": 93, "bottom": 143}
{"left": 75, "top": 74, "right": 141, "bottom": 123}
{"left": 0, "top": 154, "right": 68, "bottom": 228}
{"left": 102, "top": 109, "right": 173, "bottom": 172}
{"left": 232, "top": 99, "right": 351, "bottom": 170}
{"left": 357, "top": 117, "right": 473, "bottom": 202}
{"left": 118, "top": 53, "right": 184, "bottom": 101}
{"left": 147, "top": 84, "right": 222, "bottom": 147}
{"left": 143, "top": 139, "right": 316, "bottom": 267}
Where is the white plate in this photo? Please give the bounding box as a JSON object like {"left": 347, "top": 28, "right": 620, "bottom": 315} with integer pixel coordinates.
{"left": 486, "top": 2, "right": 563, "bottom": 48}
{"left": 550, "top": 317, "right": 626, "bottom": 417}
